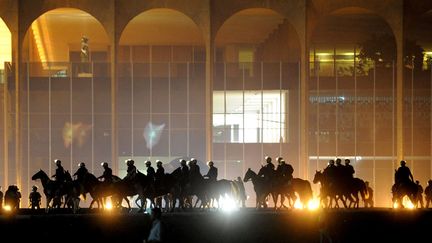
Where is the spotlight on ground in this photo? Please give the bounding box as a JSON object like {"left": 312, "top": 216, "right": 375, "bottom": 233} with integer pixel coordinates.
{"left": 307, "top": 199, "right": 320, "bottom": 211}
{"left": 3, "top": 205, "right": 12, "bottom": 212}
{"left": 219, "top": 194, "right": 238, "bottom": 214}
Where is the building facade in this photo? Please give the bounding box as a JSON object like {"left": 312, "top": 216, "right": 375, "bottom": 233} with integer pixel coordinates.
{"left": 0, "top": 0, "right": 431, "bottom": 207}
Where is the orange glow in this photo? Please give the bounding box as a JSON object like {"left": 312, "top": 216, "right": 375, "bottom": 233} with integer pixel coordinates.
{"left": 3, "top": 205, "right": 11, "bottom": 212}
{"left": 307, "top": 198, "right": 320, "bottom": 211}
{"left": 294, "top": 198, "right": 303, "bottom": 209}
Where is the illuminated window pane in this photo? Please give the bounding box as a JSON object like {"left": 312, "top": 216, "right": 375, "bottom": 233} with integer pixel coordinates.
{"left": 213, "top": 90, "right": 286, "bottom": 143}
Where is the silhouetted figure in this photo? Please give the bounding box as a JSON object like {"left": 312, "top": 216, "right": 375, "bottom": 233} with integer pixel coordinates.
{"left": 145, "top": 207, "right": 165, "bottom": 243}
{"left": 188, "top": 158, "right": 202, "bottom": 183}
{"left": 415, "top": 180, "right": 424, "bottom": 208}
{"left": 276, "top": 159, "right": 294, "bottom": 182}
{"left": 204, "top": 161, "right": 218, "bottom": 182}
{"left": 52, "top": 159, "right": 66, "bottom": 183}
{"left": 73, "top": 162, "right": 88, "bottom": 182}
{"left": 235, "top": 176, "right": 247, "bottom": 208}
{"left": 259, "top": 156, "right": 275, "bottom": 181}
{"left": 154, "top": 160, "right": 165, "bottom": 190}
{"left": 344, "top": 159, "right": 355, "bottom": 178}
{"left": 124, "top": 159, "right": 137, "bottom": 181}
{"left": 425, "top": 180, "right": 432, "bottom": 208}
{"left": 364, "top": 181, "right": 374, "bottom": 208}
{"left": 323, "top": 160, "right": 336, "bottom": 180}
{"left": 29, "top": 185, "right": 41, "bottom": 210}
{"left": 98, "top": 162, "right": 113, "bottom": 184}
{"left": 146, "top": 161, "right": 156, "bottom": 180}
{"left": 0, "top": 186, "right": 3, "bottom": 210}
{"left": 395, "top": 160, "right": 414, "bottom": 188}
{"left": 334, "top": 158, "right": 345, "bottom": 180}
{"left": 4, "top": 185, "right": 21, "bottom": 210}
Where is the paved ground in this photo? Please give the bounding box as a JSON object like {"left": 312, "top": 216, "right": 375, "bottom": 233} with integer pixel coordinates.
{"left": 0, "top": 208, "right": 431, "bottom": 243}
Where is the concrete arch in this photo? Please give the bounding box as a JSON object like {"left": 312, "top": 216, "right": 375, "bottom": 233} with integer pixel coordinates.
{"left": 19, "top": 0, "right": 113, "bottom": 39}
{"left": 215, "top": 8, "right": 301, "bottom": 62}
{"left": 310, "top": 7, "right": 397, "bottom": 48}
{"left": 212, "top": 1, "right": 304, "bottom": 44}
{"left": 115, "top": 0, "right": 208, "bottom": 42}
{"left": 119, "top": 8, "right": 204, "bottom": 46}
{"left": 310, "top": 1, "right": 401, "bottom": 44}
{"left": 22, "top": 8, "right": 110, "bottom": 63}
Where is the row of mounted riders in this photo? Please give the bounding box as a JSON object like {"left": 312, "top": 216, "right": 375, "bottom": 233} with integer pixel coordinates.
{"left": 28, "top": 158, "right": 248, "bottom": 213}
{"left": 3, "top": 158, "right": 431, "bottom": 212}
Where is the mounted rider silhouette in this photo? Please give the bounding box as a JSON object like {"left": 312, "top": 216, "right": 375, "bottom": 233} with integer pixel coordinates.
{"left": 394, "top": 160, "right": 414, "bottom": 190}
{"left": 98, "top": 162, "right": 113, "bottom": 186}
{"left": 259, "top": 156, "right": 276, "bottom": 182}
{"left": 124, "top": 159, "right": 137, "bottom": 181}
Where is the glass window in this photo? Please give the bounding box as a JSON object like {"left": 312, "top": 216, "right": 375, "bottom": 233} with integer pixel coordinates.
{"left": 213, "top": 90, "right": 287, "bottom": 143}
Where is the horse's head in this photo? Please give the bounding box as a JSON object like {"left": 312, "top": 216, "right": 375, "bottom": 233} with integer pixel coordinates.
{"left": 32, "top": 169, "right": 47, "bottom": 181}
{"left": 243, "top": 168, "right": 255, "bottom": 182}
{"left": 312, "top": 170, "right": 322, "bottom": 184}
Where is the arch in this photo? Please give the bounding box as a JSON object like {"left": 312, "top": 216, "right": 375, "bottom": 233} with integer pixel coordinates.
{"left": 22, "top": 8, "right": 110, "bottom": 63}
{"left": 0, "top": 17, "right": 12, "bottom": 65}
{"left": 215, "top": 8, "right": 301, "bottom": 62}
{"left": 119, "top": 8, "right": 204, "bottom": 46}
{"left": 311, "top": 7, "right": 397, "bottom": 52}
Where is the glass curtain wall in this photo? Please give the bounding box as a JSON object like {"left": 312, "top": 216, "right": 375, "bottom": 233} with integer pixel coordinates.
{"left": 309, "top": 52, "right": 397, "bottom": 207}
{"left": 22, "top": 62, "right": 111, "bottom": 207}
{"left": 213, "top": 62, "right": 301, "bottom": 206}
{"left": 117, "top": 57, "right": 206, "bottom": 177}
{"left": 403, "top": 65, "right": 432, "bottom": 190}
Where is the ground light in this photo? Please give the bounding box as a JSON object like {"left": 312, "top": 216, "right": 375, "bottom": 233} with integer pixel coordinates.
{"left": 219, "top": 194, "right": 239, "bottom": 214}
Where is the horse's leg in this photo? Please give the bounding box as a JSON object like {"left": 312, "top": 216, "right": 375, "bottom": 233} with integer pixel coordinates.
{"left": 46, "top": 197, "right": 52, "bottom": 213}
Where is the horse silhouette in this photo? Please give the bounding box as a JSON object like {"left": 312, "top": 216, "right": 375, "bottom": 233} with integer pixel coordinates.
{"left": 243, "top": 168, "right": 275, "bottom": 209}
{"left": 32, "top": 169, "right": 80, "bottom": 213}
{"left": 392, "top": 181, "right": 418, "bottom": 208}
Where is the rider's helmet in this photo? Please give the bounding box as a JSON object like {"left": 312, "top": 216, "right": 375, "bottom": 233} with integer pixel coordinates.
{"left": 32, "top": 185, "right": 38, "bottom": 191}
{"left": 335, "top": 158, "right": 342, "bottom": 165}
{"left": 265, "top": 156, "right": 272, "bottom": 163}
{"left": 207, "top": 161, "right": 214, "bottom": 166}
{"left": 145, "top": 160, "right": 152, "bottom": 166}
{"left": 54, "top": 159, "right": 61, "bottom": 166}
{"left": 191, "top": 158, "right": 197, "bottom": 164}
{"left": 179, "top": 159, "right": 186, "bottom": 166}
{"left": 345, "top": 159, "right": 351, "bottom": 164}
{"left": 156, "top": 160, "right": 162, "bottom": 166}
{"left": 328, "top": 160, "right": 335, "bottom": 166}
{"left": 78, "top": 162, "right": 86, "bottom": 168}
{"left": 276, "top": 157, "right": 283, "bottom": 163}
{"left": 101, "top": 162, "right": 108, "bottom": 168}
{"left": 126, "top": 159, "right": 134, "bottom": 166}
{"left": 400, "top": 160, "right": 406, "bottom": 166}
{"left": 280, "top": 160, "right": 286, "bottom": 165}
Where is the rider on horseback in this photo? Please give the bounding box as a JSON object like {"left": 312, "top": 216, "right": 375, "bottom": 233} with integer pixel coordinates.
{"left": 344, "top": 159, "right": 355, "bottom": 179}
{"left": 395, "top": 160, "right": 414, "bottom": 189}
{"left": 276, "top": 159, "right": 294, "bottom": 182}
{"left": 155, "top": 160, "right": 165, "bottom": 189}
{"left": 259, "top": 156, "right": 275, "bottom": 182}
{"left": 124, "top": 159, "right": 137, "bottom": 181}
{"left": 146, "top": 161, "right": 156, "bottom": 181}
{"left": 98, "top": 162, "right": 113, "bottom": 184}
{"left": 204, "top": 161, "right": 218, "bottom": 182}
{"left": 74, "top": 162, "right": 88, "bottom": 181}
{"left": 52, "top": 159, "right": 66, "bottom": 183}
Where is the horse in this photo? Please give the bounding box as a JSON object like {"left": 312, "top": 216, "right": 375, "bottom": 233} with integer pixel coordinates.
{"left": 392, "top": 181, "right": 418, "bottom": 208}
{"left": 32, "top": 169, "right": 80, "bottom": 213}
{"left": 289, "top": 178, "right": 313, "bottom": 208}
{"left": 243, "top": 168, "right": 275, "bottom": 209}
{"left": 313, "top": 170, "right": 349, "bottom": 208}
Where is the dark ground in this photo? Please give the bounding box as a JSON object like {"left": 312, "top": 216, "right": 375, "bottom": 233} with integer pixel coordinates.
{"left": 0, "top": 208, "right": 431, "bottom": 243}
